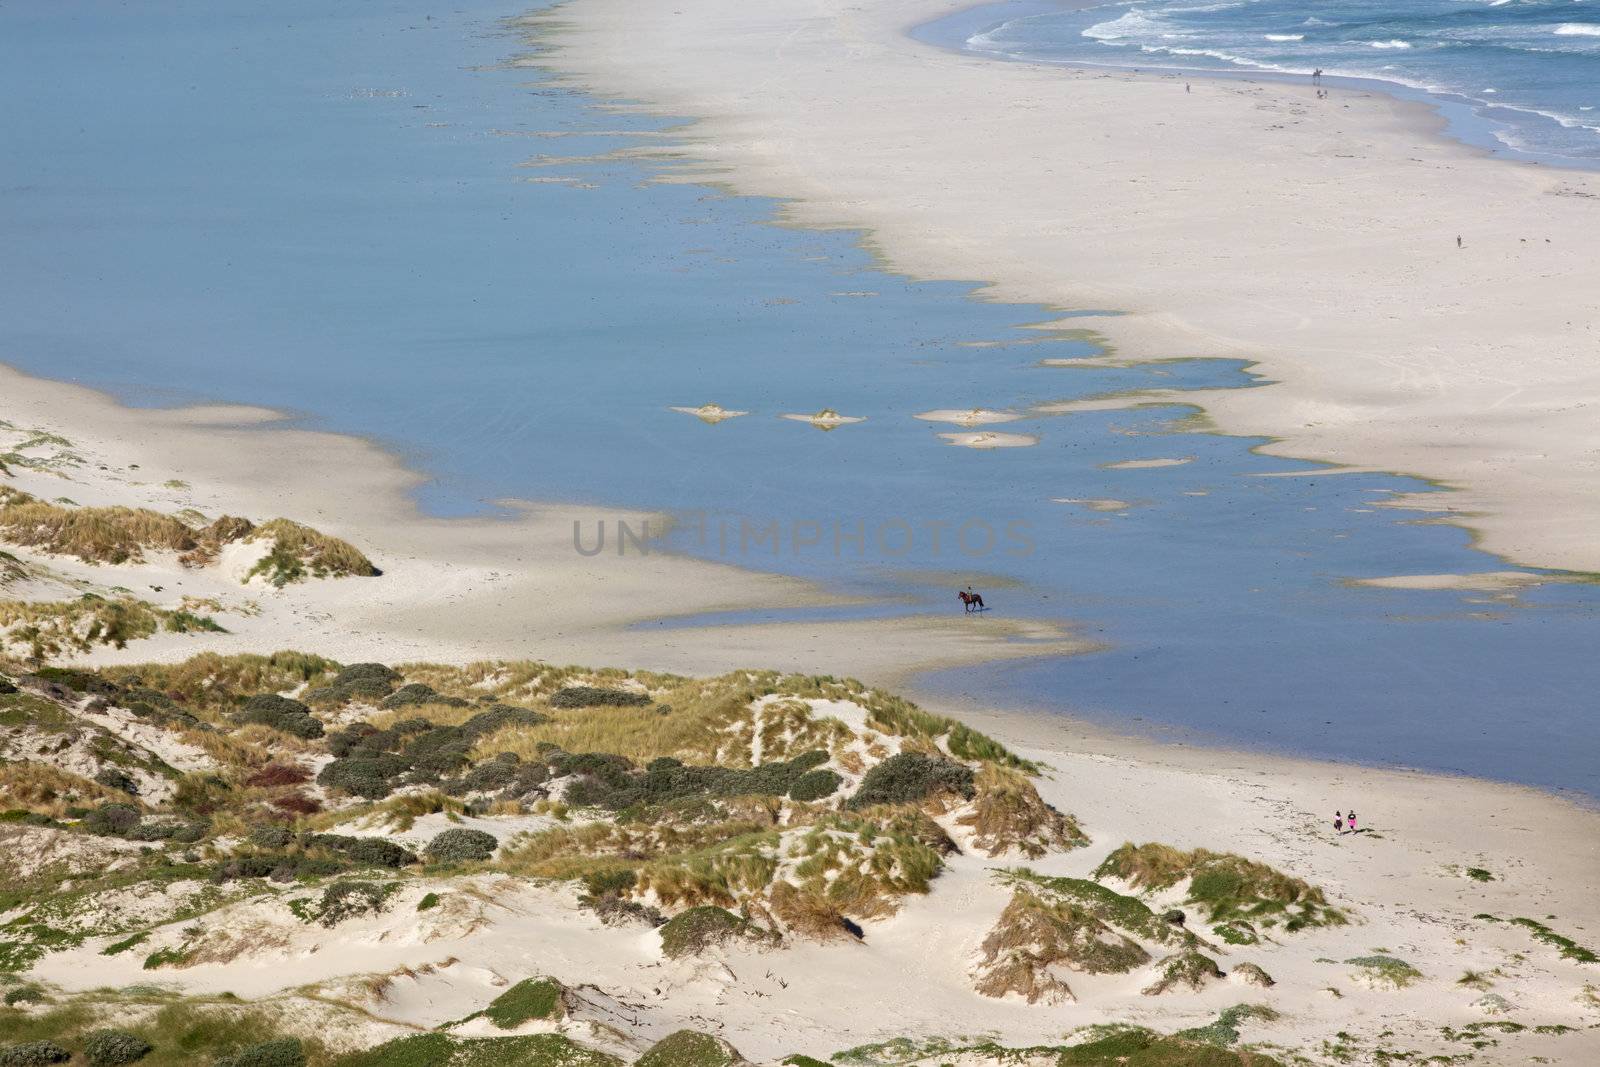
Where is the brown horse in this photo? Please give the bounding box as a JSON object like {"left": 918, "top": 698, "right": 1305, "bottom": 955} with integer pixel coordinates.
{"left": 958, "top": 590, "right": 985, "bottom": 613}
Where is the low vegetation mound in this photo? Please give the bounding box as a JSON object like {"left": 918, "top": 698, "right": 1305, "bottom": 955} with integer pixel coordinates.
{"left": 331, "top": 1033, "right": 621, "bottom": 1067}
{"left": 975, "top": 890, "right": 1151, "bottom": 1004}
{"left": 659, "top": 906, "right": 772, "bottom": 959}
{"left": 548, "top": 685, "right": 652, "bottom": 709}
{"left": 237, "top": 694, "right": 324, "bottom": 739}
{"left": 956, "top": 764, "right": 1086, "bottom": 858}
{"left": 999, "top": 870, "right": 1194, "bottom": 948}
{"left": 0, "top": 487, "right": 202, "bottom": 565}
{"left": 244, "top": 519, "right": 379, "bottom": 587}
{"left": 1344, "top": 955, "right": 1423, "bottom": 989}
{"left": 845, "top": 752, "right": 975, "bottom": 810}
{"left": 82, "top": 1029, "right": 152, "bottom": 1066}
{"left": 0, "top": 595, "right": 225, "bottom": 660}
{"left": 214, "top": 1039, "right": 305, "bottom": 1067}
{"left": 0, "top": 1042, "right": 71, "bottom": 1066}
{"left": 1142, "top": 948, "right": 1226, "bottom": 995}
{"left": 306, "top": 663, "right": 401, "bottom": 705}
{"left": 483, "top": 977, "right": 568, "bottom": 1028}
{"left": 320, "top": 706, "right": 547, "bottom": 799}
{"left": 636, "top": 1031, "right": 745, "bottom": 1067}
{"left": 560, "top": 750, "right": 831, "bottom": 812}
{"left": 427, "top": 828, "right": 499, "bottom": 863}
{"left": 1096, "top": 842, "right": 1345, "bottom": 933}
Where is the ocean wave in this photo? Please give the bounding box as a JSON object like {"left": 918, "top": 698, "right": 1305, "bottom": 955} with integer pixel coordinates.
{"left": 1368, "top": 39, "right": 1413, "bottom": 49}
{"left": 1082, "top": 10, "right": 1169, "bottom": 41}
{"left": 1554, "top": 23, "right": 1600, "bottom": 37}
{"left": 1264, "top": 33, "right": 1304, "bottom": 41}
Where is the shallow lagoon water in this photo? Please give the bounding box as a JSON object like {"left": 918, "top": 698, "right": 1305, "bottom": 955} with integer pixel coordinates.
{"left": 2, "top": 0, "right": 1597, "bottom": 797}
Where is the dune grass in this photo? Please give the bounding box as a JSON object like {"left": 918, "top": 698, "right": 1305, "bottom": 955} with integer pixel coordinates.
{"left": 1477, "top": 913, "right": 1599, "bottom": 963}
{"left": 1096, "top": 842, "right": 1344, "bottom": 932}
{"left": 957, "top": 764, "right": 1085, "bottom": 858}
{"left": 0, "top": 488, "right": 198, "bottom": 565}
{"left": 0, "top": 595, "right": 225, "bottom": 660}
{"left": 243, "top": 520, "right": 378, "bottom": 587}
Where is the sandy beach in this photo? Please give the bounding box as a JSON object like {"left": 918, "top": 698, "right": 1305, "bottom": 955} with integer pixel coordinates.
{"left": 3, "top": 0, "right": 1600, "bottom": 1061}
{"left": 531, "top": 0, "right": 1600, "bottom": 574}
{"left": 0, "top": 364, "right": 1087, "bottom": 683}
{"left": 5, "top": 359, "right": 1600, "bottom": 1063}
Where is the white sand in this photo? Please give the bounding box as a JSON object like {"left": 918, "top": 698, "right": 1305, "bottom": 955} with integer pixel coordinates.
{"left": 779, "top": 410, "right": 866, "bottom": 429}
{"left": 1349, "top": 571, "right": 1565, "bottom": 592}
{"left": 7, "top": 371, "right": 1600, "bottom": 1060}
{"left": 914, "top": 408, "right": 1023, "bottom": 426}
{"left": 669, "top": 403, "right": 748, "bottom": 424}
{"left": 1102, "top": 456, "right": 1195, "bottom": 469}
{"left": 530, "top": 0, "right": 1600, "bottom": 574}
{"left": 0, "top": 365, "right": 1086, "bottom": 685}
{"left": 937, "top": 430, "right": 1037, "bottom": 448}
{"left": 27, "top": 690, "right": 1600, "bottom": 1062}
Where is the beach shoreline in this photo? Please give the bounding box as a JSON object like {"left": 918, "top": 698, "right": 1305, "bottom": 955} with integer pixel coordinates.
{"left": 530, "top": 0, "right": 1600, "bottom": 576}
{"left": 6, "top": 364, "right": 1600, "bottom": 1061}
{"left": 913, "top": 0, "right": 1600, "bottom": 174}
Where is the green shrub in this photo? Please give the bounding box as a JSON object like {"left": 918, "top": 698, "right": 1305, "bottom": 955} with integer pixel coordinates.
{"left": 334, "top": 1034, "right": 620, "bottom": 1067}
{"left": 94, "top": 767, "right": 138, "bottom": 794}
{"left": 83, "top": 803, "right": 141, "bottom": 837}
{"left": 316, "top": 758, "right": 405, "bottom": 800}
{"left": 425, "top": 828, "right": 498, "bottom": 863}
{"left": 658, "top": 906, "right": 755, "bottom": 959}
{"left": 381, "top": 684, "right": 466, "bottom": 709}
{"left": 549, "top": 686, "right": 651, "bottom": 709}
{"left": 249, "top": 826, "right": 295, "bottom": 849}
{"left": 636, "top": 1030, "right": 743, "bottom": 1067}
{"left": 214, "top": 1038, "right": 305, "bottom": 1067}
{"left": 83, "top": 1030, "right": 153, "bottom": 1066}
{"left": 306, "top": 663, "right": 398, "bottom": 705}
{"left": 237, "top": 695, "right": 323, "bottom": 739}
{"left": 480, "top": 977, "right": 565, "bottom": 1028}
{"left": 1, "top": 986, "right": 43, "bottom": 1006}
{"left": 317, "top": 881, "right": 391, "bottom": 928}
{"left": 416, "top": 892, "right": 440, "bottom": 912}
{"left": 0, "top": 1043, "right": 69, "bottom": 1066}
{"left": 788, "top": 769, "right": 842, "bottom": 802}
{"left": 845, "top": 752, "right": 975, "bottom": 809}
{"left": 301, "top": 833, "right": 416, "bottom": 868}
{"left": 1345, "top": 955, "right": 1423, "bottom": 989}
{"left": 460, "top": 705, "right": 547, "bottom": 738}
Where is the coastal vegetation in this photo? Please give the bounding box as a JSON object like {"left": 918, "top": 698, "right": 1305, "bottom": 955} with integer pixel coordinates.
{"left": 0, "top": 650, "right": 1587, "bottom": 1064}
{"left": 0, "top": 487, "right": 374, "bottom": 586}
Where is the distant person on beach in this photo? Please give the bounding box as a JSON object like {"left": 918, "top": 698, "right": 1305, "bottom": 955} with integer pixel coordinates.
{"left": 959, "top": 586, "right": 985, "bottom": 613}
{"left": 1457, "top": 235, "right": 1463, "bottom": 247}
{"left": 1313, "top": 67, "right": 1323, "bottom": 85}
{"left": 1334, "top": 811, "right": 1344, "bottom": 834}
{"left": 1185, "top": 83, "right": 1191, "bottom": 94}
{"left": 1348, "top": 810, "right": 1358, "bottom": 833}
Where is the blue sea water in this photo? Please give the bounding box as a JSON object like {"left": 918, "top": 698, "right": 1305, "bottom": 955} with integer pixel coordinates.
{"left": 943, "top": 0, "right": 1600, "bottom": 165}
{"left": 2, "top": 0, "right": 1598, "bottom": 797}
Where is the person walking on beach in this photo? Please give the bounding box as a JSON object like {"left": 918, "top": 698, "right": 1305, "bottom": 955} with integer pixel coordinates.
{"left": 1334, "top": 811, "right": 1344, "bottom": 834}
{"left": 1347, "top": 810, "right": 1358, "bottom": 834}
{"left": 1313, "top": 67, "right": 1323, "bottom": 85}
{"left": 1456, "top": 235, "right": 1463, "bottom": 248}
